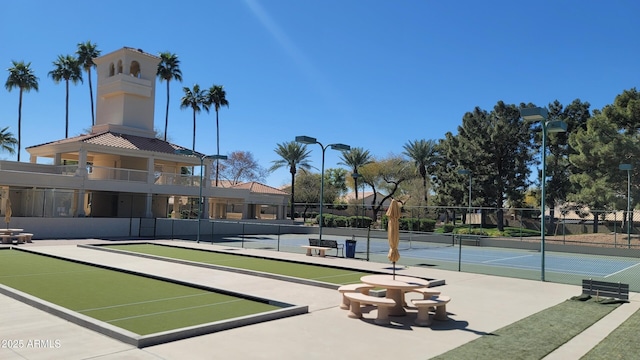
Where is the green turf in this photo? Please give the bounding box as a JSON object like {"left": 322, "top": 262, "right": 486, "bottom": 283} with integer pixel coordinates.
{"left": 105, "top": 243, "right": 372, "bottom": 285}
{"left": 581, "top": 306, "right": 640, "bottom": 359}
{"left": 0, "top": 250, "right": 279, "bottom": 335}
{"left": 431, "top": 298, "right": 620, "bottom": 360}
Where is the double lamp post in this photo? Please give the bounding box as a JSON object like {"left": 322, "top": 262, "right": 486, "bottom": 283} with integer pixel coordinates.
{"left": 296, "top": 136, "right": 350, "bottom": 240}
{"left": 520, "top": 107, "right": 567, "bottom": 282}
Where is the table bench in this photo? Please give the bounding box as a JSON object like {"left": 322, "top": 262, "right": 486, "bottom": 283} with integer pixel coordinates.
{"left": 301, "top": 245, "right": 332, "bottom": 257}
{"left": 338, "top": 283, "right": 375, "bottom": 309}
{"left": 0, "top": 233, "right": 32, "bottom": 244}
{"left": 344, "top": 292, "right": 396, "bottom": 325}
{"left": 453, "top": 234, "right": 481, "bottom": 246}
{"left": 411, "top": 295, "right": 451, "bottom": 326}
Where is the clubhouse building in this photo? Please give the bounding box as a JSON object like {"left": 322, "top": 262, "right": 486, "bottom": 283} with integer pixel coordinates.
{"left": 0, "top": 47, "right": 288, "bottom": 237}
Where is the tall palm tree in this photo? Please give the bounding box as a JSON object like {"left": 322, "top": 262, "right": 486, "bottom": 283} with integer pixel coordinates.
{"left": 76, "top": 41, "right": 101, "bottom": 126}
{"left": 339, "top": 147, "right": 372, "bottom": 200}
{"left": 180, "top": 84, "right": 208, "bottom": 152}
{"left": 270, "top": 141, "right": 313, "bottom": 219}
{"left": 0, "top": 127, "right": 18, "bottom": 155}
{"left": 402, "top": 139, "right": 438, "bottom": 205}
{"left": 48, "top": 54, "right": 83, "bottom": 138}
{"left": 205, "top": 84, "right": 229, "bottom": 186}
{"left": 157, "top": 52, "right": 182, "bottom": 142}
{"left": 5, "top": 60, "right": 39, "bottom": 161}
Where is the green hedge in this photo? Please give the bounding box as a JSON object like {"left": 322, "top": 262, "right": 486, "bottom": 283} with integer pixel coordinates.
{"left": 382, "top": 216, "right": 436, "bottom": 232}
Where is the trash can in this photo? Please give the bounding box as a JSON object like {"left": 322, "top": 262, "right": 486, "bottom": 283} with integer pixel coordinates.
{"left": 345, "top": 239, "right": 357, "bottom": 258}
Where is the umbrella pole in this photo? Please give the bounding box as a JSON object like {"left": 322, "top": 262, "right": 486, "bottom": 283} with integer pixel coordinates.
{"left": 393, "top": 261, "right": 396, "bottom": 279}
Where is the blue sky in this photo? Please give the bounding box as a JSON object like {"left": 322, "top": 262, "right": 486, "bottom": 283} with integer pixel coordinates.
{"left": 1, "top": 0, "right": 639, "bottom": 187}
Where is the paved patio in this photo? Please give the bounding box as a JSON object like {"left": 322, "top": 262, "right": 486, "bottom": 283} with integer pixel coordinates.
{"left": 1, "top": 239, "right": 638, "bottom": 359}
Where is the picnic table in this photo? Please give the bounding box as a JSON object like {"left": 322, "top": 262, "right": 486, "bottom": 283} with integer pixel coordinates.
{"left": 360, "top": 274, "right": 430, "bottom": 316}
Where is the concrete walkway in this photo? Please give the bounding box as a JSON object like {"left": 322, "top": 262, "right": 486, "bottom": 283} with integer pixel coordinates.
{"left": 0, "top": 239, "right": 637, "bottom": 359}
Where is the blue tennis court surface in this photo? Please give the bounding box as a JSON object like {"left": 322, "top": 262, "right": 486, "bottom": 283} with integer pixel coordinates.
{"left": 399, "top": 245, "right": 640, "bottom": 278}
{"left": 212, "top": 234, "right": 640, "bottom": 279}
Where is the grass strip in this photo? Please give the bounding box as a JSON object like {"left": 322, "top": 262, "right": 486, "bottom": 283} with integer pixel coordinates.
{"left": 106, "top": 243, "right": 372, "bottom": 285}
{"left": 581, "top": 306, "right": 640, "bottom": 359}
{"left": 432, "top": 298, "right": 620, "bottom": 360}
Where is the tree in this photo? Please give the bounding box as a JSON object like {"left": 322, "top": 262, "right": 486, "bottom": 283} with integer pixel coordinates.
{"left": 359, "top": 156, "right": 413, "bottom": 221}
{"left": 325, "top": 168, "right": 349, "bottom": 195}
{"left": 5, "top": 60, "right": 39, "bottom": 161}
{"left": 180, "top": 84, "right": 208, "bottom": 152}
{"left": 439, "top": 102, "right": 535, "bottom": 231}
{"left": 0, "top": 127, "right": 17, "bottom": 155}
{"left": 76, "top": 41, "right": 101, "bottom": 126}
{"left": 568, "top": 89, "right": 640, "bottom": 233}
{"left": 338, "top": 147, "right": 372, "bottom": 199}
{"left": 205, "top": 85, "right": 229, "bottom": 186}
{"left": 403, "top": 139, "right": 438, "bottom": 207}
{"left": 48, "top": 54, "right": 82, "bottom": 138}
{"left": 537, "top": 99, "right": 590, "bottom": 228}
{"left": 157, "top": 52, "right": 182, "bottom": 142}
{"left": 294, "top": 169, "right": 341, "bottom": 215}
{"left": 270, "top": 141, "right": 313, "bottom": 218}
{"left": 218, "top": 150, "right": 268, "bottom": 185}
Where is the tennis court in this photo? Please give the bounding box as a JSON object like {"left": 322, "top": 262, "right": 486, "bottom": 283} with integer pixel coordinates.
{"left": 199, "top": 232, "right": 640, "bottom": 289}
{"left": 0, "top": 248, "right": 301, "bottom": 347}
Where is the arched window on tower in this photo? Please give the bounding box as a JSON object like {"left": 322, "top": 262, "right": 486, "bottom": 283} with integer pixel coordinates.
{"left": 117, "top": 60, "right": 123, "bottom": 74}
{"left": 109, "top": 63, "right": 115, "bottom": 76}
{"left": 130, "top": 61, "right": 141, "bottom": 78}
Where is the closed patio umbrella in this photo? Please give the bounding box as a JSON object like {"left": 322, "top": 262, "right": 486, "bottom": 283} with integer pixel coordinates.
{"left": 386, "top": 198, "right": 401, "bottom": 279}
{"left": 4, "top": 197, "right": 11, "bottom": 229}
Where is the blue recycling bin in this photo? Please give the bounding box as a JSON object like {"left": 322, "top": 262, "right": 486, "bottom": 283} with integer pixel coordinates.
{"left": 345, "top": 239, "right": 357, "bottom": 258}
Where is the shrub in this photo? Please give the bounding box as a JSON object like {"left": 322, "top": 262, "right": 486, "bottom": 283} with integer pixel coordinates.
{"left": 442, "top": 224, "right": 455, "bottom": 233}
{"left": 419, "top": 219, "right": 436, "bottom": 232}
{"left": 348, "top": 216, "right": 373, "bottom": 228}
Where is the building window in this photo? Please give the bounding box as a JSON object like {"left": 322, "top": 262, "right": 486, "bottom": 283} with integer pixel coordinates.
{"left": 117, "top": 60, "right": 123, "bottom": 74}
{"left": 130, "top": 61, "right": 141, "bottom": 78}
{"left": 109, "top": 63, "right": 115, "bottom": 76}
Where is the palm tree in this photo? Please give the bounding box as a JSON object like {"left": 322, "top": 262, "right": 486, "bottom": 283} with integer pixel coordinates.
{"left": 76, "top": 41, "right": 101, "bottom": 126}
{"left": 402, "top": 139, "right": 438, "bottom": 205}
{"left": 5, "top": 60, "right": 39, "bottom": 161}
{"left": 205, "top": 84, "right": 229, "bottom": 186}
{"left": 48, "top": 54, "right": 83, "bottom": 138}
{"left": 180, "top": 84, "right": 208, "bottom": 152}
{"left": 0, "top": 127, "right": 18, "bottom": 155}
{"left": 339, "top": 147, "right": 372, "bottom": 200}
{"left": 157, "top": 52, "right": 182, "bottom": 142}
{"left": 270, "top": 141, "right": 313, "bottom": 219}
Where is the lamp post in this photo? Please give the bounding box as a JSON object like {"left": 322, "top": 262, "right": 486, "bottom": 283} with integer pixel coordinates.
{"left": 458, "top": 169, "right": 471, "bottom": 232}
{"left": 296, "top": 136, "right": 350, "bottom": 240}
{"left": 520, "top": 107, "right": 567, "bottom": 281}
{"left": 619, "top": 163, "right": 633, "bottom": 248}
{"left": 175, "top": 149, "right": 228, "bottom": 243}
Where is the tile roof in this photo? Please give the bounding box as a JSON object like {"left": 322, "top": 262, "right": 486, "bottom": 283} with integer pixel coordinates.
{"left": 231, "top": 182, "right": 289, "bottom": 196}
{"left": 27, "top": 131, "right": 194, "bottom": 155}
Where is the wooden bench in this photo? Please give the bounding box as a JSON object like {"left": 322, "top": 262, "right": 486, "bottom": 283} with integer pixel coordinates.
{"left": 344, "top": 292, "right": 396, "bottom": 325}
{"left": 338, "top": 283, "right": 375, "bottom": 309}
{"left": 453, "top": 234, "right": 481, "bottom": 246}
{"left": 582, "top": 279, "right": 629, "bottom": 301}
{"left": 411, "top": 295, "right": 451, "bottom": 326}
